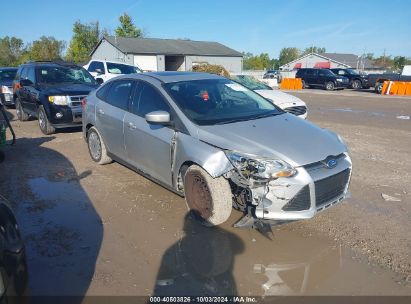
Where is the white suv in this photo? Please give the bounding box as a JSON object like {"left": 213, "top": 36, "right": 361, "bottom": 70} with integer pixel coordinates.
{"left": 83, "top": 60, "right": 142, "bottom": 84}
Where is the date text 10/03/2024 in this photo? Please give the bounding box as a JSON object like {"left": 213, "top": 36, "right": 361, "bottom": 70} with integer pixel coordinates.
{"left": 149, "top": 296, "right": 258, "bottom": 303}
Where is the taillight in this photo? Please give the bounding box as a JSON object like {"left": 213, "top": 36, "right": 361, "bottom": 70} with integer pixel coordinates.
{"left": 81, "top": 98, "right": 87, "bottom": 109}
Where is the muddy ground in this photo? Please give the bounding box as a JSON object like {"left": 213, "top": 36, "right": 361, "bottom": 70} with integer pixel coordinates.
{"left": 0, "top": 89, "right": 410, "bottom": 297}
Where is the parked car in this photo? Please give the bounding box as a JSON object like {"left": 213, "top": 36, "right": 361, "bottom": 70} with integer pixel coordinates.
{"left": 295, "top": 68, "right": 349, "bottom": 90}
{"left": 330, "top": 68, "right": 369, "bottom": 89}
{"left": 83, "top": 72, "right": 352, "bottom": 227}
{"left": 13, "top": 61, "right": 98, "bottom": 135}
{"left": 231, "top": 75, "right": 308, "bottom": 119}
{"left": 83, "top": 60, "right": 142, "bottom": 84}
{"left": 263, "top": 70, "right": 280, "bottom": 80}
{"left": 367, "top": 65, "right": 411, "bottom": 93}
{"left": 0, "top": 68, "right": 18, "bottom": 106}
{"left": 0, "top": 194, "right": 28, "bottom": 301}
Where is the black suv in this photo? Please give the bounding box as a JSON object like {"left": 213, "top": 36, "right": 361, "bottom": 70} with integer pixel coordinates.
{"left": 330, "top": 68, "right": 369, "bottom": 89}
{"left": 295, "top": 68, "right": 349, "bottom": 90}
{"left": 13, "top": 61, "right": 98, "bottom": 134}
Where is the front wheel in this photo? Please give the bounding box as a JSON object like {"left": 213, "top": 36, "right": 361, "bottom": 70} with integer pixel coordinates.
{"left": 183, "top": 165, "right": 232, "bottom": 227}
{"left": 325, "top": 81, "right": 335, "bottom": 91}
{"left": 38, "top": 106, "right": 55, "bottom": 135}
{"left": 15, "top": 98, "right": 29, "bottom": 121}
{"left": 351, "top": 79, "right": 362, "bottom": 89}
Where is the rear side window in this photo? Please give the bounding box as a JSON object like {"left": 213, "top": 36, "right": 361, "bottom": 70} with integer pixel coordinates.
{"left": 306, "top": 69, "right": 317, "bottom": 76}
{"left": 88, "top": 61, "right": 105, "bottom": 74}
{"left": 104, "top": 80, "right": 134, "bottom": 110}
{"left": 96, "top": 82, "right": 111, "bottom": 100}
{"left": 131, "top": 82, "right": 170, "bottom": 117}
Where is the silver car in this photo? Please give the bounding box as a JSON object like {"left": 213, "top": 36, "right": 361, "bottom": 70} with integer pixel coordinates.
{"left": 82, "top": 72, "right": 352, "bottom": 227}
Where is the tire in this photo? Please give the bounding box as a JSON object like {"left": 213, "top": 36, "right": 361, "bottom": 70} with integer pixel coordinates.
{"left": 375, "top": 82, "right": 384, "bottom": 94}
{"left": 302, "top": 80, "right": 307, "bottom": 89}
{"left": 351, "top": 79, "right": 362, "bottom": 90}
{"left": 87, "top": 126, "right": 112, "bottom": 165}
{"left": 183, "top": 165, "right": 232, "bottom": 227}
{"left": 38, "top": 105, "right": 55, "bottom": 135}
{"left": 325, "top": 81, "right": 335, "bottom": 91}
{"left": 15, "top": 98, "right": 29, "bottom": 121}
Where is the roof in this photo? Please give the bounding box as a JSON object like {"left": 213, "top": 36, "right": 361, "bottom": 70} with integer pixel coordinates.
{"left": 280, "top": 53, "right": 381, "bottom": 70}
{"left": 94, "top": 36, "right": 243, "bottom": 57}
{"left": 320, "top": 53, "right": 376, "bottom": 69}
{"left": 141, "top": 71, "right": 224, "bottom": 83}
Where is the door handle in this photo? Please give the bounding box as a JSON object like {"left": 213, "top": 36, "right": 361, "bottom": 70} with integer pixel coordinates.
{"left": 127, "top": 122, "right": 137, "bottom": 130}
{"left": 98, "top": 108, "right": 105, "bottom": 115}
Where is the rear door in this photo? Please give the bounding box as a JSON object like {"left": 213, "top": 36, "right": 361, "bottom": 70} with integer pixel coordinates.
{"left": 305, "top": 69, "right": 317, "bottom": 86}
{"left": 95, "top": 79, "right": 134, "bottom": 160}
{"left": 25, "top": 67, "right": 38, "bottom": 114}
{"left": 124, "top": 80, "right": 175, "bottom": 186}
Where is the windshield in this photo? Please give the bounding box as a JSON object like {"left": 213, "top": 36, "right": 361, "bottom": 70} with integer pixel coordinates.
{"left": 0, "top": 69, "right": 17, "bottom": 82}
{"left": 37, "top": 66, "right": 96, "bottom": 85}
{"left": 163, "top": 78, "right": 282, "bottom": 125}
{"left": 107, "top": 62, "right": 141, "bottom": 74}
{"left": 231, "top": 75, "right": 272, "bottom": 91}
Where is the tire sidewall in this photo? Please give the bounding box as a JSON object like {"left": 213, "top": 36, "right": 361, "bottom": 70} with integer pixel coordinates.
{"left": 38, "top": 106, "right": 51, "bottom": 135}
{"left": 326, "top": 81, "right": 335, "bottom": 90}
{"left": 87, "top": 127, "right": 102, "bottom": 162}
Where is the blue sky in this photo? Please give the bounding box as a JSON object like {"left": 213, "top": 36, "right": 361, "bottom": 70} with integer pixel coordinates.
{"left": 1, "top": 0, "right": 410, "bottom": 58}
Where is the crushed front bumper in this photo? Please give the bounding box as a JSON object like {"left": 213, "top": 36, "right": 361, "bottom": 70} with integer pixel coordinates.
{"left": 253, "top": 153, "right": 352, "bottom": 221}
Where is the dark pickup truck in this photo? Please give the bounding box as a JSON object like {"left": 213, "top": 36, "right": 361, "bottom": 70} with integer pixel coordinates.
{"left": 368, "top": 65, "right": 411, "bottom": 93}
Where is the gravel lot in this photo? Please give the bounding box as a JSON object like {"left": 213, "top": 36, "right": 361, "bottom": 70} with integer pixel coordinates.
{"left": 0, "top": 88, "right": 410, "bottom": 297}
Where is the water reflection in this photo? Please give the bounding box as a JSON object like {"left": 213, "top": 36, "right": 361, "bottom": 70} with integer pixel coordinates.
{"left": 154, "top": 212, "right": 245, "bottom": 296}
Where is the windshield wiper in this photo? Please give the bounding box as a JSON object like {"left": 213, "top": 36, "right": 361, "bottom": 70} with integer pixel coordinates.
{"left": 214, "top": 112, "right": 281, "bottom": 125}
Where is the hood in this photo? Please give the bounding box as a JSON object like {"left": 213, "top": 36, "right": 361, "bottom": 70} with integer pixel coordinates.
{"left": 39, "top": 83, "right": 98, "bottom": 96}
{"left": 196, "top": 114, "right": 346, "bottom": 167}
{"left": 255, "top": 89, "right": 306, "bottom": 107}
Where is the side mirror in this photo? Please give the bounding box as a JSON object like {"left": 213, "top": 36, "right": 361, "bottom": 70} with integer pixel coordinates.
{"left": 20, "top": 79, "right": 33, "bottom": 87}
{"left": 145, "top": 111, "right": 170, "bottom": 125}
{"left": 95, "top": 68, "right": 103, "bottom": 75}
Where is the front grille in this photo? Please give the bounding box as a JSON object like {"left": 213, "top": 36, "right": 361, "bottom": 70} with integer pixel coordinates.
{"left": 69, "top": 95, "right": 86, "bottom": 108}
{"left": 304, "top": 153, "right": 346, "bottom": 172}
{"left": 282, "top": 185, "right": 310, "bottom": 211}
{"left": 284, "top": 106, "right": 307, "bottom": 116}
{"left": 315, "top": 169, "right": 350, "bottom": 207}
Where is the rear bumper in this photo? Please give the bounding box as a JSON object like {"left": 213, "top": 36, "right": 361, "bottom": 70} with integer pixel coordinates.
{"left": 255, "top": 153, "right": 352, "bottom": 220}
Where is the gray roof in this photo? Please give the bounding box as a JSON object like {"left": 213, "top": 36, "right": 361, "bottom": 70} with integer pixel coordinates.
{"left": 101, "top": 36, "right": 243, "bottom": 57}
{"left": 320, "top": 53, "right": 377, "bottom": 69}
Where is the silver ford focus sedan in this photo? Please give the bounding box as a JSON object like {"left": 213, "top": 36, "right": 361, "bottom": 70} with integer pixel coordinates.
{"left": 82, "top": 72, "right": 352, "bottom": 227}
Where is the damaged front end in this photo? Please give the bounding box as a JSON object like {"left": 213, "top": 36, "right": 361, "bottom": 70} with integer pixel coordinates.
{"left": 223, "top": 150, "right": 352, "bottom": 230}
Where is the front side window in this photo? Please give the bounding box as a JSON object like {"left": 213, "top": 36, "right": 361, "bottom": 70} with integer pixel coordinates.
{"left": 319, "top": 69, "right": 334, "bottom": 77}
{"left": 306, "top": 69, "right": 317, "bottom": 76}
{"left": 105, "top": 80, "right": 134, "bottom": 110}
{"left": 27, "top": 67, "right": 36, "bottom": 84}
{"left": 37, "top": 65, "right": 97, "bottom": 85}
{"left": 132, "top": 82, "right": 170, "bottom": 117}
{"left": 164, "top": 78, "right": 282, "bottom": 125}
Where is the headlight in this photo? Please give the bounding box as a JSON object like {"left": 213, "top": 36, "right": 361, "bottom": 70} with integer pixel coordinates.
{"left": 48, "top": 95, "right": 69, "bottom": 105}
{"left": 1, "top": 86, "right": 11, "bottom": 94}
{"left": 225, "top": 151, "right": 296, "bottom": 181}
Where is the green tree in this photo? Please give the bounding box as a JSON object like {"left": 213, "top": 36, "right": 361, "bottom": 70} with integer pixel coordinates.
{"left": 365, "top": 53, "right": 374, "bottom": 60}
{"left": 243, "top": 52, "right": 276, "bottom": 70}
{"left": 278, "top": 47, "right": 300, "bottom": 67}
{"left": 393, "top": 56, "right": 407, "bottom": 71}
{"left": 302, "top": 46, "right": 326, "bottom": 55}
{"left": 26, "top": 36, "right": 65, "bottom": 61}
{"left": 374, "top": 55, "right": 394, "bottom": 69}
{"left": 0, "top": 36, "right": 25, "bottom": 66}
{"left": 115, "top": 13, "right": 142, "bottom": 38}
{"left": 66, "top": 21, "right": 102, "bottom": 63}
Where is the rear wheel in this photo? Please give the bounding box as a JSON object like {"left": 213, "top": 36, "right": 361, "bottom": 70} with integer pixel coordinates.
{"left": 38, "top": 106, "right": 55, "bottom": 135}
{"left": 325, "top": 81, "right": 335, "bottom": 91}
{"left": 15, "top": 98, "right": 29, "bottom": 121}
{"left": 375, "top": 82, "right": 384, "bottom": 94}
{"left": 302, "top": 80, "right": 307, "bottom": 89}
{"left": 87, "top": 126, "right": 112, "bottom": 165}
{"left": 351, "top": 79, "right": 362, "bottom": 89}
{"left": 183, "top": 165, "right": 232, "bottom": 227}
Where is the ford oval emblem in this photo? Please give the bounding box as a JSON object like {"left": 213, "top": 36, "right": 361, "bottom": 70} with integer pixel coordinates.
{"left": 324, "top": 158, "right": 338, "bottom": 169}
